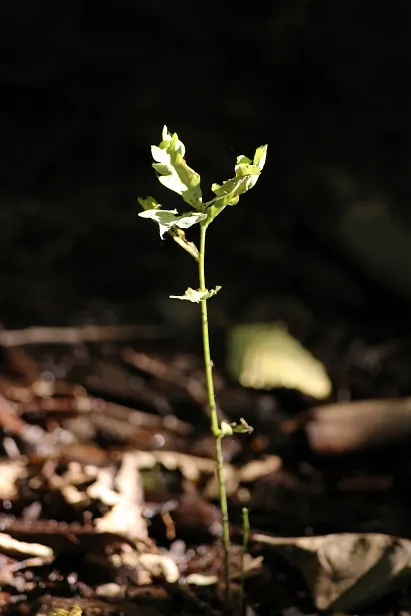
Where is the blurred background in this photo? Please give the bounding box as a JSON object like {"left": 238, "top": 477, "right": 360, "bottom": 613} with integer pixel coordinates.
{"left": 0, "top": 0, "right": 409, "bottom": 338}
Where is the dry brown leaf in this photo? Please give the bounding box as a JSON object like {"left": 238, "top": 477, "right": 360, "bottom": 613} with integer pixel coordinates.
{"left": 0, "top": 532, "right": 53, "bottom": 558}
{"left": 112, "top": 449, "right": 234, "bottom": 498}
{"left": 252, "top": 532, "right": 411, "bottom": 611}
{"left": 298, "top": 397, "right": 411, "bottom": 454}
{"left": 238, "top": 455, "right": 282, "bottom": 483}
{"left": 108, "top": 450, "right": 281, "bottom": 500}
{"left": 138, "top": 552, "right": 179, "bottom": 583}
{"left": 0, "top": 459, "right": 27, "bottom": 499}
{"left": 95, "top": 451, "right": 148, "bottom": 541}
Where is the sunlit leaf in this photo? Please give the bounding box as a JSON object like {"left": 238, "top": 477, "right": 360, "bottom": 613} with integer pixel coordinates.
{"left": 138, "top": 208, "right": 206, "bottom": 238}
{"left": 236, "top": 154, "right": 252, "bottom": 166}
{"left": 227, "top": 322, "right": 332, "bottom": 399}
{"left": 231, "top": 417, "right": 254, "bottom": 434}
{"left": 205, "top": 144, "right": 267, "bottom": 225}
{"left": 170, "top": 286, "right": 222, "bottom": 303}
{"left": 151, "top": 125, "right": 203, "bottom": 210}
{"left": 253, "top": 144, "right": 268, "bottom": 169}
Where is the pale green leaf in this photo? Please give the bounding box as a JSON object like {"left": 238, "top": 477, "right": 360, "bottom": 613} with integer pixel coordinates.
{"left": 235, "top": 163, "right": 261, "bottom": 178}
{"left": 227, "top": 322, "right": 332, "bottom": 399}
{"left": 151, "top": 125, "right": 202, "bottom": 210}
{"left": 220, "top": 421, "right": 233, "bottom": 437}
{"left": 170, "top": 285, "right": 222, "bottom": 303}
{"left": 236, "top": 154, "right": 252, "bottom": 166}
{"left": 138, "top": 208, "right": 206, "bottom": 238}
{"left": 231, "top": 418, "right": 254, "bottom": 434}
{"left": 205, "top": 144, "right": 268, "bottom": 225}
{"left": 137, "top": 195, "right": 161, "bottom": 211}
{"left": 253, "top": 144, "right": 268, "bottom": 170}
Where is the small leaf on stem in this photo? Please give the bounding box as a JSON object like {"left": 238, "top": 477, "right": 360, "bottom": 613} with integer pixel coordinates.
{"left": 220, "top": 421, "right": 234, "bottom": 437}
{"left": 205, "top": 144, "right": 268, "bottom": 225}
{"left": 138, "top": 208, "right": 206, "bottom": 239}
{"left": 231, "top": 417, "right": 254, "bottom": 434}
{"left": 151, "top": 126, "right": 203, "bottom": 210}
{"left": 169, "top": 286, "right": 222, "bottom": 303}
{"left": 137, "top": 195, "right": 161, "bottom": 211}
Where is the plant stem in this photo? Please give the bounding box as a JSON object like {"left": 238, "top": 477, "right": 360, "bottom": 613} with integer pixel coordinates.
{"left": 198, "top": 222, "right": 231, "bottom": 606}
{"left": 239, "top": 507, "right": 250, "bottom": 615}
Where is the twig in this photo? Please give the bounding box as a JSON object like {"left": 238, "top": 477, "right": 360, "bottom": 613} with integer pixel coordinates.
{"left": 0, "top": 323, "right": 168, "bottom": 348}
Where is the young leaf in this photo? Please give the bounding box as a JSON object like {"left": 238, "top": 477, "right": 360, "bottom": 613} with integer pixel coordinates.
{"left": 231, "top": 418, "right": 254, "bottom": 434}
{"left": 151, "top": 126, "right": 203, "bottom": 210}
{"left": 236, "top": 155, "right": 252, "bottom": 166}
{"left": 253, "top": 144, "right": 268, "bottom": 169}
{"left": 138, "top": 195, "right": 161, "bottom": 211}
{"left": 220, "top": 421, "right": 234, "bottom": 437}
{"left": 205, "top": 144, "right": 268, "bottom": 225}
{"left": 138, "top": 208, "right": 206, "bottom": 239}
{"left": 170, "top": 286, "right": 222, "bottom": 303}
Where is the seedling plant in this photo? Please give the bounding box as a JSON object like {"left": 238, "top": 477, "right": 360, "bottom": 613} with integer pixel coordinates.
{"left": 138, "top": 126, "right": 267, "bottom": 608}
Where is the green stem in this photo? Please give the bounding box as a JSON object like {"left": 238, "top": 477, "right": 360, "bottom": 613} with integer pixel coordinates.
{"left": 199, "top": 222, "right": 231, "bottom": 606}
{"left": 239, "top": 507, "right": 250, "bottom": 615}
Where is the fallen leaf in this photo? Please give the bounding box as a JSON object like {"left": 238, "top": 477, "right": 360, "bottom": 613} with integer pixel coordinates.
{"left": 0, "top": 459, "right": 27, "bottom": 500}
{"left": 251, "top": 532, "right": 411, "bottom": 611}
{"left": 227, "top": 323, "right": 331, "bottom": 399}
{"left": 0, "top": 533, "right": 53, "bottom": 558}
{"left": 238, "top": 455, "right": 282, "bottom": 483}
{"left": 138, "top": 552, "right": 180, "bottom": 583}
{"left": 95, "top": 452, "right": 148, "bottom": 541}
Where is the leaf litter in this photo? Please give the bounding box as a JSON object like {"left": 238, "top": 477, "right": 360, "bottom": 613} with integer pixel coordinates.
{"left": 2, "top": 323, "right": 411, "bottom": 614}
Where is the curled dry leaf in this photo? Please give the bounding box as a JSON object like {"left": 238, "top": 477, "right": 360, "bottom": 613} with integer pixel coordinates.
{"left": 0, "top": 459, "right": 27, "bottom": 500}
{"left": 251, "top": 532, "right": 411, "bottom": 611}
{"left": 138, "top": 553, "right": 180, "bottom": 583}
{"left": 0, "top": 532, "right": 53, "bottom": 559}
{"left": 94, "top": 583, "right": 123, "bottom": 598}
{"left": 92, "top": 542, "right": 179, "bottom": 586}
{"left": 3, "top": 518, "right": 138, "bottom": 553}
{"left": 95, "top": 452, "right": 148, "bottom": 541}
{"left": 183, "top": 573, "right": 218, "bottom": 586}
{"left": 237, "top": 455, "right": 282, "bottom": 483}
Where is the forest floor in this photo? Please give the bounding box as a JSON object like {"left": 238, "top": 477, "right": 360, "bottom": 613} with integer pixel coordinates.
{"left": 1, "top": 315, "right": 411, "bottom": 616}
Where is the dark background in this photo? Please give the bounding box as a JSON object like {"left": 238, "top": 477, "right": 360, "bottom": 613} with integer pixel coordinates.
{"left": 0, "top": 0, "right": 409, "bottom": 337}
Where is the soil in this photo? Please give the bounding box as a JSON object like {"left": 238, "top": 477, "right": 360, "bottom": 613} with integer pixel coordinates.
{"left": 2, "top": 310, "right": 411, "bottom": 616}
